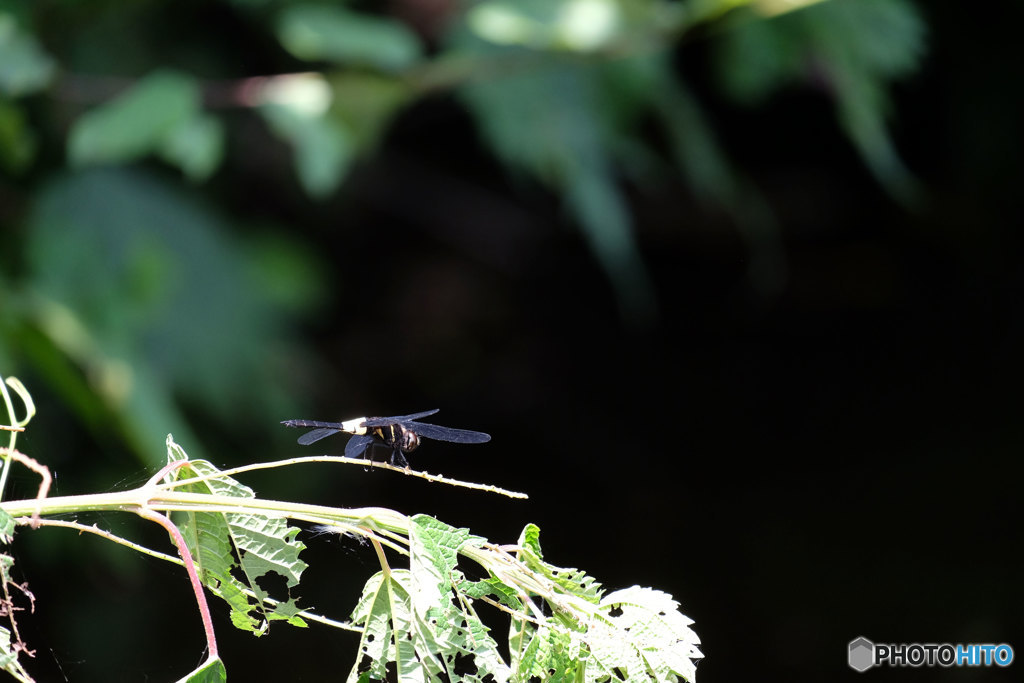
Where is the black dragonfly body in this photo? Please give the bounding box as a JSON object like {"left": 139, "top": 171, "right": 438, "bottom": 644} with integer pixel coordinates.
{"left": 281, "top": 409, "right": 490, "bottom": 467}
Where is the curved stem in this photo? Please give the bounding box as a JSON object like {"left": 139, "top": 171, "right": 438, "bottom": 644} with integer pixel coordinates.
{"left": 136, "top": 508, "right": 219, "bottom": 659}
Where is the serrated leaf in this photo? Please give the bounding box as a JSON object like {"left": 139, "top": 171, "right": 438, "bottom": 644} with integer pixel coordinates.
{"left": 0, "top": 623, "right": 32, "bottom": 680}
{"left": 348, "top": 519, "right": 511, "bottom": 682}
{"left": 348, "top": 570, "right": 426, "bottom": 682}
{"left": 516, "top": 523, "right": 603, "bottom": 604}
{"left": 166, "top": 436, "right": 308, "bottom": 634}
{"left": 409, "top": 515, "right": 484, "bottom": 610}
{"left": 276, "top": 5, "right": 422, "bottom": 70}
{"left": 68, "top": 70, "right": 201, "bottom": 166}
{"left": 461, "top": 576, "right": 523, "bottom": 612}
{"left": 588, "top": 586, "right": 703, "bottom": 683}
{"left": 512, "top": 623, "right": 583, "bottom": 682}
{"left": 0, "top": 510, "right": 13, "bottom": 542}
{"left": 407, "top": 515, "right": 510, "bottom": 681}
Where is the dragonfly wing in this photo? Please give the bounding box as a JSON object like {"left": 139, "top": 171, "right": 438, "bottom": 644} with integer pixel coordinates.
{"left": 362, "top": 409, "right": 439, "bottom": 427}
{"left": 297, "top": 428, "right": 341, "bottom": 445}
{"left": 345, "top": 434, "right": 375, "bottom": 458}
{"left": 408, "top": 422, "right": 491, "bottom": 444}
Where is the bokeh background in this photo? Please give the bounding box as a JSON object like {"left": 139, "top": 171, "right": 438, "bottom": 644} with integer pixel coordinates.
{"left": 1, "top": 0, "right": 1022, "bottom": 681}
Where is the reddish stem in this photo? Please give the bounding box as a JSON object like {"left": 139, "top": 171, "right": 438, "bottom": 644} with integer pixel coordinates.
{"left": 137, "top": 507, "right": 219, "bottom": 659}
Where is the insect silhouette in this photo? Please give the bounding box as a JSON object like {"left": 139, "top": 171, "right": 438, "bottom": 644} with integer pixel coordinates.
{"left": 281, "top": 409, "right": 490, "bottom": 467}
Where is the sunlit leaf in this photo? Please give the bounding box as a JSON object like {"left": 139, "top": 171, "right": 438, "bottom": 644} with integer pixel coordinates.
{"left": 0, "top": 623, "right": 33, "bottom": 680}
{"left": 468, "top": 0, "right": 622, "bottom": 51}
{"left": 176, "top": 656, "right": 227, "bottom": 683}
{"left": 167, "top": 437, "right": 309, "bottom": 633}
{"left": 517, "top": 523, "right": 603, "bottom": 604}
{"left": 0, "top": 511, "right": 12, "bottom": 542}
{"left": 350, "top": 524, "right": 512, "bottom": 683}
{"left": 589, "top": 586, "right": 703, "bottom": 682}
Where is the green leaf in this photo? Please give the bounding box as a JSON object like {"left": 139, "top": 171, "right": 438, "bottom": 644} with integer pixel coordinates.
{"left": 712, "top": 12, "right": 803, "bottom": 105}
{"left": 467, "top": 0, "right": 624, "bottom": 52}
{"left": 813, "top": 0, "right": 926, "bottom": 79}
{"left": 0, "top": 623, "right": 32, "bottom": 680}
{"left": 461, "top": 576, "right": 524, "bottom": 612}
{"left": 813, "top": 0, "right": 925, "bottom": 203}
{"left": 511, "top": 623, "right": 582, "bottom": 682}
{"left": 409, "top": 515, "right": 485, "bottom": 606}
{"left": 516, "top": 523, "right": 603, "bottom": 605}
{"left": 158, "top": 113, "right": 225, "bottom": 182}
{"left": 23, "top": 168, "right": 301, "bottom": 463}
{"left": 176, "top": 656, "right": 227, "bottom": 683}
{"left": 276, "top": 5, "right": 422, "bottom": 70}
{"left": 0, "top": 98, "right": 35, "bottom": 172}
{"left": 67, "top": 70, "right": 201, "bottom": 166}
{"left": 0, "top": 13, "right": 56, "bottom": 96}
{"left": 0, "top": 510, "right": 13, "bottom": 542}
{"left": 328, "top": 72, "right": 410, "bottom": 150}
{"left": 166, "top": 436, "right": 308, "bottom": 634}
{"left": 349, "top": 566, "right": 511, "bottom": 683}
{"left": 713, "top": 0, "right": 925, "bottom": 202}
{"left": 261, "top": 102, "right": 352, "bottom": 198}
{"left": 457, "top": 44, "right": 656, "bottom": 320}
{"left": 346, "top": 516, "right": 512, "bottom": 681}
{"left": 589, "top": 586, "right": 703, "bottom": 682}
{"left": 407, "top": 515, "right": 510, "bottom": 680}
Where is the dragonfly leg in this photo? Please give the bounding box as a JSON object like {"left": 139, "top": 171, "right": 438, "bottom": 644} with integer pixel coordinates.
{"left": 390, "top": 449, "right": 409, "bottom": 468}
{"left": 361, "top": 441, "right": 380, "bottom": 471}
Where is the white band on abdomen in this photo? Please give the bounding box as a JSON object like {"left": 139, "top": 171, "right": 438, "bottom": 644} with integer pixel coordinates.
{"left": 341, "top": 417, "right": 368, "bottom": 435}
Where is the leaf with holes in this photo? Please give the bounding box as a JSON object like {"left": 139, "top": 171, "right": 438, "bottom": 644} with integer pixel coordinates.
{"left": 587, "top": 586, "right": 703, "bottom": 683}
{"left": 166, "top": 435, "right": 308, "bottom": 633}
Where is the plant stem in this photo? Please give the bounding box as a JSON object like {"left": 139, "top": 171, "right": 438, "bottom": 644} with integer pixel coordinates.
{"left": 136, "top": 508, "right": 219, "bottom": 658}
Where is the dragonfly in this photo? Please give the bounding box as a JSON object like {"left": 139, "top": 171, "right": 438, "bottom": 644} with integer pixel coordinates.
{"left": 281, "top": 409, "right": 490, "bottom": 467}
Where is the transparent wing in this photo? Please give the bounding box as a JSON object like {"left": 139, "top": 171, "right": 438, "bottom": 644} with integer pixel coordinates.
{"left": 362, "top": 409, "right": 439, "bottom": 427}
{"left": 297, "top": 428, "right": 341, "bottom": 445}
{"left": 408, "top": 422, "right": 491, "bottom": 444}
{"left": 345, "top": 434, "right": 375, "bottom": 458}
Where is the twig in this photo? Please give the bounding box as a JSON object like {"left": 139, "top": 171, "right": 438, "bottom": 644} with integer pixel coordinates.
{"left": 162, "top": 454, "right": 528, "bottom": 500}
{"left": 0, "top": 448, "right": 51, "bottom": 528}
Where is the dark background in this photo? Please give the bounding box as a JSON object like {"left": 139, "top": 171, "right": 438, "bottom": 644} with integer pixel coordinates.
{"left": 2, "top": 1, "right": 1022, "bottom": 681}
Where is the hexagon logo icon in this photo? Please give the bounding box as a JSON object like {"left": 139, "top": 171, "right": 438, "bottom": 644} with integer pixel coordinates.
{"left": 849, "top": 637, "right": 875, "bottom": 672}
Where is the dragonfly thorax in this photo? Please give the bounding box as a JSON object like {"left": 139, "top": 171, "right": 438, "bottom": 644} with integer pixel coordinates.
{"left": 375, "top": 424, "right": 420, "bottom": 453}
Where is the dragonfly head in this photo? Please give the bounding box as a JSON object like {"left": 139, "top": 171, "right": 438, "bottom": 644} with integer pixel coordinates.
{"left": 399, "top": 427, "right": 420, "bottom": 453}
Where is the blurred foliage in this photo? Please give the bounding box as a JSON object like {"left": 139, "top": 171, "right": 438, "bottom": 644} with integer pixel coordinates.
{"left": 4, "top": 168, "right": 313, "bottom": 463}
{"left": 0, "top": 0, "right": 925, "bottom": 463}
